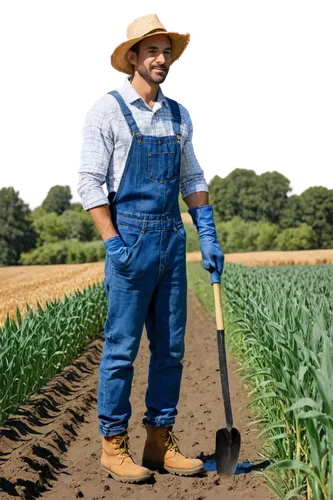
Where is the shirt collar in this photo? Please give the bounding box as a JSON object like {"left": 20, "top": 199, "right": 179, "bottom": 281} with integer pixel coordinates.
{"left": 122, "top": 75, "right": 169, "bottom": 109}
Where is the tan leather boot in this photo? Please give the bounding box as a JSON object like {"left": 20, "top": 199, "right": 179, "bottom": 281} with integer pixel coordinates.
{"left": 101, "top": 431, "right": 153, "bottom": 483}
{"left": 141, "top": 422, "right": 204, "bottom": 475}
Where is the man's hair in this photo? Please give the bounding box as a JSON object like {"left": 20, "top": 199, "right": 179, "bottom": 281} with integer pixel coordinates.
{"left": 129, "top": 40, "right": 142, "bottom": 56}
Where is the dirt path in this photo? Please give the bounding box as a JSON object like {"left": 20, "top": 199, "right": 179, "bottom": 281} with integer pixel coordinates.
{"left": 0, "top": 290, "right": 275, "bottom": 500}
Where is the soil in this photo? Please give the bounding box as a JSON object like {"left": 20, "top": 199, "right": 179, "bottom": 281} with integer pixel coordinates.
{"left": 0, "top": 289, "right": 276, "bottom": 500}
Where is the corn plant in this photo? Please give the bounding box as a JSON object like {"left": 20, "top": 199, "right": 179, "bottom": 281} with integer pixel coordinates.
{"left": 187, "top": 262, "right": 333, "bottom": 500}
{"left": 0, "top": 283, "right": 107, "bottom": 424}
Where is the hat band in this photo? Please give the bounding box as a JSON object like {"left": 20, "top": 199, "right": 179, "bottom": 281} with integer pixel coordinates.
{"left": 139, "top": 27, "right": 167, "bottom": 38}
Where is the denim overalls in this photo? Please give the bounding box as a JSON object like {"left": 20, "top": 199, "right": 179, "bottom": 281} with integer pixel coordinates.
{"left": 97, "top": 90, "right": 188, "bottom": 437}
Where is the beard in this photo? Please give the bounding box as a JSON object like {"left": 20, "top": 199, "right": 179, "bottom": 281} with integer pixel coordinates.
{"left": 138, "top": 65, "right": 169, "bottom": 84}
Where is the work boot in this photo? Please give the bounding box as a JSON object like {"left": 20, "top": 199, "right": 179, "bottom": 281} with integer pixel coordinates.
{"left": 101, "top": 431, "right": 153, "bottom": 483}
{"left": 141, "top": 420, "right": 204, "bottom": 475}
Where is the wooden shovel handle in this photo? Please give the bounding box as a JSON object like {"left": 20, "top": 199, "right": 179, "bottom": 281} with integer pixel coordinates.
{"left": 213, "top": 283, "right": 224, "bottom": 330}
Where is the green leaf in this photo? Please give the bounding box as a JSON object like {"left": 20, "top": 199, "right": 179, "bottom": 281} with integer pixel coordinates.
{"left": 247, "top": 391, "right": 276, "bottom": 407}
{"left": 298, "top": 365, "right": 308, "bottom": 382}
{"left": 37, "top": 301, "right": 44, "bottom": 315}
{"left": 267, "top": 433, "right": 293, "bottom": 441}
{"left": 284, "top": 485, "right": 306, "bottom": 500}
{"left": 266, "top": 459, "right": 311, "bottom": 473}
{"left": 15, "top": 306, "right": 22, "bottom": 327}
{"left": 4, "top": 313, "right": 11, "bottom": 330}
{"left": 258, "top": 421, "right": 288, "bottom": 437}
{"left": 311, "top": 367, "right": 333, "bottom": 414}
{"left": 242, "top": 369, "right": 272, "bottom": 381}
{"left": 302, "top": 411, "right": 333, "bottom": 432}
{"left": 286, "top": 398, "right": 320, "bottom": 413}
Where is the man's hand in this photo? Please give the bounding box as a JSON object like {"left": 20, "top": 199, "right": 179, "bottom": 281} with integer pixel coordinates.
{"left": 199, "top": 235, "right": 224, "bottom": 276}
{"left": 87, "top": 204, "right": 119, "bottom": 241}
{"left": 188, "top": 204, "right": 224, "bottom": 284}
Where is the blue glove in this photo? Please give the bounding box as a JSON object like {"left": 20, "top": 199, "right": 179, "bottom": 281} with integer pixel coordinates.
{"left": 104, "top": 235, "right": 132, "bottom": 272}
{"left": 188, "top": 205, "right": 224, "bottom": 285}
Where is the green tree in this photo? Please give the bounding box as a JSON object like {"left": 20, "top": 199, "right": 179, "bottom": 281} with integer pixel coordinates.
{"left": 279, "top": 194, "right": 302, "bottom": 229}
{"left": 255, "top": 171, "right": 291, "bottom": 224}
{"left": 210, "top": 169, "right": 291, "bottom": 224}
{"left": 70, "top": 202, "right": 84, "bottom": 212}
{"left": 0, "top": 187, "right": 36, "bottom": 265}
{"left": 30, "top": 205, "right": 48, "bottom": 222}
{"left": 32, "top": 210, "right": 100, "bottom": 245}
{"left": 256, "top": 221, "right": 279, "bottom": 250}
{"left": 60, "top": 210, "right": 99, "bottom": 241}
{"left": 298, "top": 187, "right": 333, "bottom": 248}
{"left": 209, "top": 169, "right": 258, "bottom": 221}
{"left": 216, "top": 217, "right": 259, "bottom": 253}
{"left": 20, "top": 239, "right": 105, "bottom": 265}
{"left": 33, "top": 212, "right": 67, "bottom": 245}
{"left": 41, "top": 185, "right": 72, "bottom": 215}
{"left": 275, "top": 224, "right": 318, "bottom": 251}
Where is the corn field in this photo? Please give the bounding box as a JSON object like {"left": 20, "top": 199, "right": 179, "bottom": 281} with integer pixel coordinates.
{"left": 202, "top": 263, "right": 332, "bottom": 499}
{"left": 1, "top": 260, "right": 332, "bottom": 499}
{"left": 0, "top": 262, "right": 105, "bottom": 326}
{"left": 0, "top": 284, "right": 107, "bottom": 424}
{"left": 2, "top": 251, "right": 331, "bottom": 326}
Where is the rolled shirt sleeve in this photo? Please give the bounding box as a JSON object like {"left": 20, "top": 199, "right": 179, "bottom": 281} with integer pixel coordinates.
{"left": 77, "top": 102, "right": 114, "bottom": 210}
{"left": 179, "top": 105, "right": 209, "bottom": 199}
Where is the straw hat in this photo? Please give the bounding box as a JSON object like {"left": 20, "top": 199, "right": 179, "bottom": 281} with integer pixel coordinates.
{"left": 111, "top": 14, "right": 190, "bottom": 75}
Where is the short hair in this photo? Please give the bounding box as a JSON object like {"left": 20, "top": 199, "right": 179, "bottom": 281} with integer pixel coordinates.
{"left": 129, "top": 40, "right": 142, "bottom": 56}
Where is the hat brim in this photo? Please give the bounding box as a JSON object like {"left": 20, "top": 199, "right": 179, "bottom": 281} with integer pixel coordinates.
{"left": 111, "top": 31, "right": 190, "bottom": 75}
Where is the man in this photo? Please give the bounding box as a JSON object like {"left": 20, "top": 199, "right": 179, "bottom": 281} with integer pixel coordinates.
{"left": 78, "top": 13, "right": 224, "bottom": 483}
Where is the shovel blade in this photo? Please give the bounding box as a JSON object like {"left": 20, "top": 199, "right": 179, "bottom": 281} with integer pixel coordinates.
{"left": 215, "top": 427, "right": 241, "bottom": 476}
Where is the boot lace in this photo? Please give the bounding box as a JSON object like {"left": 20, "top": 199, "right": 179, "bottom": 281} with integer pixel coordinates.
{"left": 162, "top": 428, "right": 180, "bottom": 453}
{"left": 114, "top": 433, "right": 130, "bottom": 457}
{"left": 141, "top": 421, "right": 181, "bottom": 453}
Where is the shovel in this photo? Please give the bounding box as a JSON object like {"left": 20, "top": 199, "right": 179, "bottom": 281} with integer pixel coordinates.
{"left": 210, "top": 271, "right": 241, "bottom": 476}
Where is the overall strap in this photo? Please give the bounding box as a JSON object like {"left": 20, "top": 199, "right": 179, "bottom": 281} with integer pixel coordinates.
{"left": 108, "top": 90, "right": 141, "bottom": 137}
{"left": 166, "top": 96, "right": 181, "bottom": 135}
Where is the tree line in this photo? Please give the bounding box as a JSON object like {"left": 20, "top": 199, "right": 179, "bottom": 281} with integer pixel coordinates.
{"left": 0, "top": 169, "right": 332, "bottom": 266}
{"left": 209, "top": 169, "right": 333, "bottom": 253}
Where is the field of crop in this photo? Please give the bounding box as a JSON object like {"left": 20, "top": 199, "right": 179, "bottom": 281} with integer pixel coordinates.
{"left": 2, "top": 249, "right": 333, "bottom": 326}
{"left": 0, "top": 263, "right": 104, "bottom": 326}
{"left": 1, "top": 256, "right": 333, "bottom": 499}
{"left": 227, "top": 265, "right": 333, "bottom": 499}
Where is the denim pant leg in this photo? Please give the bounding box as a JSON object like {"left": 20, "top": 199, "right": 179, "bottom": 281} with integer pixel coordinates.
{"left": 98, "top": 263, "right": 155, "bottom": 437}
{"left": 143, "top": 231, "right": 187, "bottom": 427}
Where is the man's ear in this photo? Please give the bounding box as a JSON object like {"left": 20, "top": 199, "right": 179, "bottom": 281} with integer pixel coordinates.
{"left": 127, "top": 50, "right": 137, "bottom": 68}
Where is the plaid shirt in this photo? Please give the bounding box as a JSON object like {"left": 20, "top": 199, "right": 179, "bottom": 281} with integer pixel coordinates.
{"left": 78, "top": 76, "right": 209, "bottom": 210}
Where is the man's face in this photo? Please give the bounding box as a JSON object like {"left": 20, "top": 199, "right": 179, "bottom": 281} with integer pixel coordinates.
{"left": 128, "top": 34, "right": 172, "bottom": 84}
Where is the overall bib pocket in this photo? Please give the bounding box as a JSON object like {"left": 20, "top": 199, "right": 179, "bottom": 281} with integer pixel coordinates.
{"left": 147, "top": 151, "right": 176, "bottom": 182}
